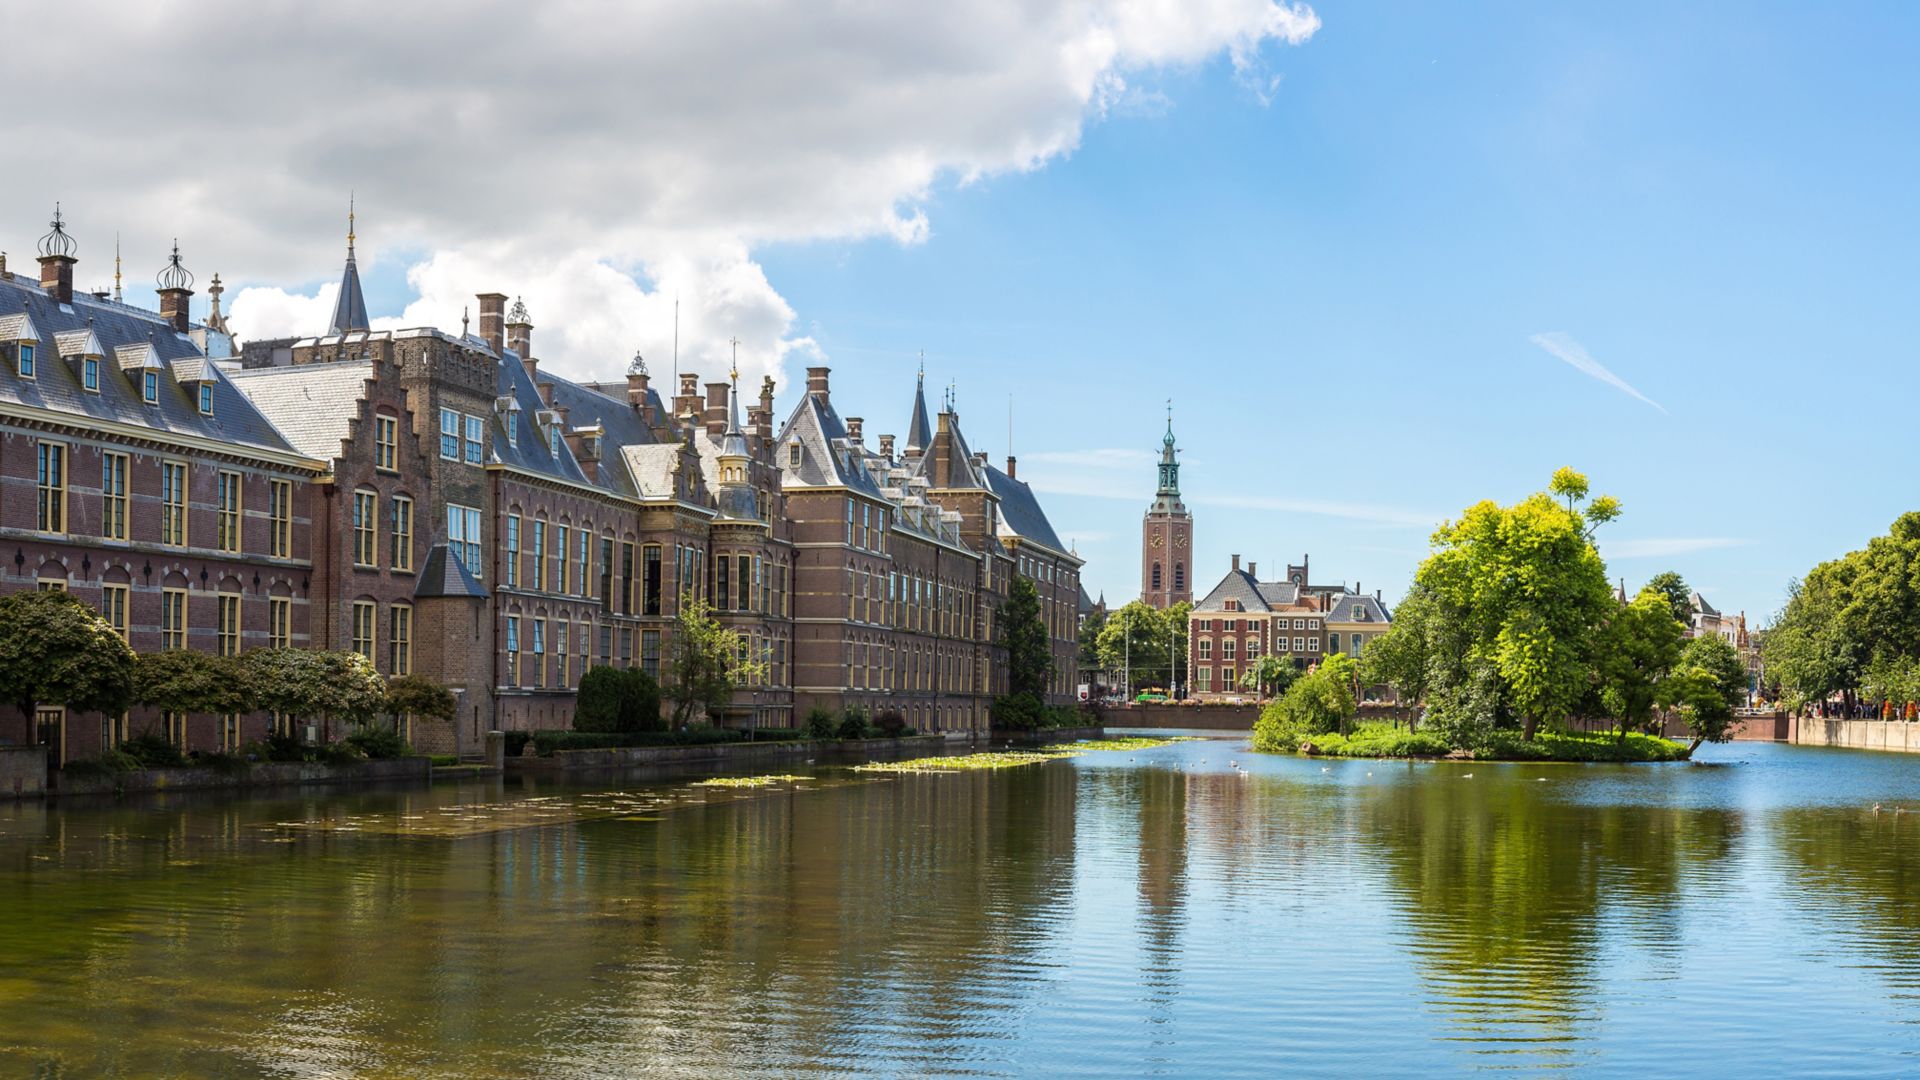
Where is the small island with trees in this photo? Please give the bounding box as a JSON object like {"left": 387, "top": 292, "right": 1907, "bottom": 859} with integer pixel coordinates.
{"left": 1252, "top": 468, "right": 1747, "bottom": 762}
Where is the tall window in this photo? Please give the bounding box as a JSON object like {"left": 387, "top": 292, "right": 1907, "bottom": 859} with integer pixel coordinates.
{"left": 717, "top": 557, "right": 730, "bottom": 611}
{"left": 198, "top": 384, "right": 215, "bottom": 416}
{"left": 269, "top": 596, "right": 291, "bottom": 649}
{"left": 391, "top": 496, "right": 414, "bottom": 571}
{"left": 161, "top": 589, "right": 187, "bottom": 650}
{"left": 216, "top": 471, "right": 242, "bottom": 552}
{"left": 448, "top": 504, "right": 482, "bottom": 577}
{"left": 738, "top": 555, "right": 752, "bottom": 611}
{"left": 100, "top": 585, "right": 129, "bottom": 640}
{"left": 555, "top": 621, "right": 570, "bottom": 686}
{"left": 17, "top": 342, "right": 35, "bottom": 378}
{"left": 1151, "top": 562, "right": 1162, "bottom": 591}
{"left": 352, "top": 490, "right": 378, "bottom": 567}
{"left": 35, "top": 442, "right": 65, "bottom": 533}
{"left": 439, "top": 408, "right": 461, "bottom": 460}
{"left": 161, "top": 462, "right": 187, "bottom": 546}
{"left": 374, "top": 414, "right": 398, "bottom": 471}
{"left": 641, "top": 629, "right": 661, "bottom": 677}
{"left": 504, "top": 515, "right": 521, "bottom": 587}
{"left": 463, "top": 414, "right": 485, "bottom": 464}
{"left": 531, "top": 619, "right": 546, "bottom": 688}
{"left": 643, "top": 544, "right": 662, "bottom": 615}
{"left": 505, "top": 616, "right": 521, "bottom": 685}
{"left": 142, "top": 370, "right": 160, "bottom": 405}
{"left": 351, "top": 601, "right": 376, "bottom": 660}
{"left": 269, "top": 479, "right": 292, "bottom": 558}
{"left": 217, "top": 593, "right": 241, "bottom": 656}
{"left": 82, "top": 356, "right": 98, "bottom": 392}
{"left": 619, "top": 541, "right": 633, "bottom": 615}
{"left": 390, "top": 604, "right": 413, "bottom": 675}
{"left": 531, "top": 519, "right": 546, "bottom": 591}
{"left": 555, "top": 524, "right": 570, "bottom": 593}
{"left": 88, "top": 454, "right": 129, "bottom": 548}
{"left": 577, "top": 530, "right": 592, "bottom": 598}
{"left": 600, "top": 538, "right": 614, "bottom": 612}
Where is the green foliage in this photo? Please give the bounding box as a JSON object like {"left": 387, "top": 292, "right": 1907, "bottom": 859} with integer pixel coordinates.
{"left": 875, "top": 711, "right": 907, "bottom": 738}
{"left": 992, "top": 691, "right": 1044, "bottom": 731}
{"left": 343, "top": 723, "right": 409, "bottom": 759}
{"left": 1671, "top": 634, "right": 1747, "bottom": 747}
{"left": 1475, "top": 729, "right": 1688, "bottom": 762}
{"left": 1251, "top": 655, "right": 1358, "bottom": 751}
{"left": 1240, "top": 654, "right": 1300, "bottom": 698}
{"left": 384, "top": 675, "right": 456, "bottom": 722}
{"left": 664, "top": 594, "right": 766, "bottom": 727}
{"left": 503, "top": 731, "right": 533, "bottom": 758}
{"left": 428, "top": 754, "right": 460, "bottom": 767}
{"left": 118, "top": 733, "right": 187, "bottom": 769}
{"left": 574, "top": 666, "right": 626, "bottom": 732}
{"left": 803, "top": 707, "right": 838, "bottom": 740}
{"left": 1762, "top": 513, "right": 1920, "bottom": 712}
{"left": 132, "top": 650, "right": 252, "bottom": 716}
{"left": 1093, "top": 600, "right": 1187, "bottom": 694}
{"left": 1003, "top": 576, "right": 1054, "bottom": 701}
{"left": 1644, "top": 571, "right": 1695, "bottom": 625}
{"left": 1357, "top": 586, "right": 1437, "bottom": 711}
{"left": 836, "top": 709, "right": 872, "bottom": 740}
{"left": 246, "top": 649, "right": 386, "bottom": 728}
{"left": 1078, "top": 605, "right": 1107, "bottom": 668}
{"left": 1598, "top": 587, "right": 1687, "bottom": 739}
{"left": 0, "top": 589, "right": 135, "bottom": 720}
{"left": 1299, "top": 722, "right": 1450, "bottom": 758}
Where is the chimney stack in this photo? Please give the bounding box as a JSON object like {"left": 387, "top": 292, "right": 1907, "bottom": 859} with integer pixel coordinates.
{"left": 751, "top": 407, "right": 772, "bottom": 444}
{"left": 626, "top": 368, "right": 649, "bottom": 408}
{"left": 476, "top": 292, "right": 507, "bottom": 354}
{"left": 879, "top": 434, "right": 896, "bottom": 459}
{"left": 704, "top": 381, "right": 728, "bottom": 435}
{"left": 37, "top": 205, "right": 77, "bottom": 305}
{"left": 1231, "top": 554, "right": 1241, "bottom": 572}
{"left": 846, "top": 417, "right": 864, "bottom": 444}
{"left": 1248, "top": 561, "right": 1257, "bottom": 578}
{"left": 806, "top": 366, "right": 830, "bottom": 400}
{"left": 538, "top": 381, "right": 555, "bottom": 408}
{"left": 155, "top": 241, "right": 194, "bottom": 333}
{"left": 1006, "top": 454, "right": 1017, "bottom": 479}
{"left": 505, "top": 297, "right": 532, "bottom": 358}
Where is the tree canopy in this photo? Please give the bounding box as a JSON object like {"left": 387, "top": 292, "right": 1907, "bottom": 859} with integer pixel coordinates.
{"left": 1092, "top": 600, "right": 1190, "bottom": 694}
{"left": 1003, "top": 577, "right": 1053, "bottom": 701}
{"left": 664, "top": 594, "right": 765, "bottom": 727}
{"left": 132, "top": 650, "right": 253, "bottom": 719}
{"left": 1762, "top": 512, "right": 1920, "bottom": 711}
{"left": 0, "top": 590, "right": 134, "bottom": 724}
{"left": 245, "top": 649, "right": 386, "bottom": 738}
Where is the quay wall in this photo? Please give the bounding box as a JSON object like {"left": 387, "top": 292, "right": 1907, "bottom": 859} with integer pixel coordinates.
{"left": 47, "top": 757, "right": 431, "bottom": 799}
{"left": 0, "top": 746, "right": 47, "bottom": 800}
{"left": 1793, "top": 718, "right": 1920, "bottom": 754}
{"left": 506, "top": 734, "right": 949, "bottom": 775}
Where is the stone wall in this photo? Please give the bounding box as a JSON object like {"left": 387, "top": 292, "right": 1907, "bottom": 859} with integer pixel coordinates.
{"left": 1095, "top": 704, "right": 1261, "bottom": 730}
{"left": 47, "top": 755, "right": 429, "bottom": 797}
{"left": 1793, "top": 718, "right": 1920, "bottom": 754}
{"left": 0, "top": 746, "right": 47, "bottom": 800}
{"left": 507, "top": 733, "right": 948, "bottom": 774}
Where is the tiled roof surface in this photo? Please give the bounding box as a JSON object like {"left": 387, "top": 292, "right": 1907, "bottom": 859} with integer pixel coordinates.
{"left": 414, "top": 544, "right": 488, "bottom": 599}
{"left": 1323, "top": 591, "right": 1391, "bottom": 624}
{"left": 0, "top": 275, "right": 302, "bottom": 458}
{"left": 983, "top": 463, "right": 1073, "bottom": 558}
{"left": 227, "top": 360, "right": 375, "bottom": 461}
{"left": 1194, "top": 570, "right": 1305, "bottom": 613}
{"left": 776, "top": 391, "right": 886, "bottom": 497}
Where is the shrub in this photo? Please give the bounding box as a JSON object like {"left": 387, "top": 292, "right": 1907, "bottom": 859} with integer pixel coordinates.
{"left": 385, "top": 675, "right": 457, "bottom": 722}
{"left": 343, "top": 723, "right": 409, "bottom": 760}
{"left": 1252, "top": 659, "right": 1358, "bottom": 752}
{"left": 1478, "top": 729, "right": 1687, "bottom": 763}
{"left": 191, "top": 750, "right": 250, "bottom": 776}
{"left": 574, "top": 666, "right": 626, "bottom": 732}
{"left": 1299, "top": 722, "right": 1449, "bottom": 758}
{"left": 991, "top": 692, "right": 1043, "bottom": 731}
{"left": 836, "top": 709, "right": 871, "bottom": 741}
{"left": 503, "top": 731, "right": 534, "bottom": 758}
{"left": 875, "top": 711, "right": 907, "bottom": 737}
{"left": 321, "top": 740, "right": 365, "bottom": 766}
{"left": 263, "top": 729, "right": 310, "bottom": 763}
{"left": 803, "top": 708, "right": 838, "bottom": 740}
{"left": 120, "top": 733, "right": 187, "bottom": 769}
{"left": 62, "top": 749, "right": 141, "bottom": 778}
{"left": 746, "top": 727, "right": 802, "bottom": 742}
{"left": 429, "top": 754, "right": 460, "bottom": 767}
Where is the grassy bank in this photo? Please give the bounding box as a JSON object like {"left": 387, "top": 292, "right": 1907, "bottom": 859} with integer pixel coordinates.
{"left": 1282, "top": 723, "right": 1689, "bottom": 762}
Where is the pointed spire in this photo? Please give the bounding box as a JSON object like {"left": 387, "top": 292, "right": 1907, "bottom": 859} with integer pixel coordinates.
{"left": 1154, "top": 400, "right": 1182, "bottom": 502}
{"left": 206, "top": 273, "right": 229, "bottom": 334}
{"left": 113, "top": 232, "right": 122, "bottom": 302}
{"left": 905, "top": 357, "right": 932, "bottom": 454}
{"left": 329, "top": 195, "right": 369, "bottom": 334}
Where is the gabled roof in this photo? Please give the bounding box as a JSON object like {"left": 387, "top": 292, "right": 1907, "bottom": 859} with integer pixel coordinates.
{"left": 911, "top": 411, "right": 987, "bottom": 491}
{"left": 776, "top": 390, "right": 886, "bottom": 497}
{"left": 54, "top": 326, "right": 102, "bottom": 357}
{"left": 537, "top": 366, "right": 669, "bottom": 500}
{"left": 1194, "top": 569, "right": 1305, "bottom": 613}
{"left": 984, "top": 463, "right": 1075, "bottom": 561}
{"left": 0, "top": 275, "right": 302, "bottom": 459}
{"left": 227, "top": 360, "right": 376, "bottom": 462}
{"left": 415, "top": 544, "right": 488, "bottom": 599}
{"left": 0, "top": 312, "right": 41, "bottom": 341}
{"left": 1690, "top": 590, "right": 1720, "bottom": 618}
{"left": 1324, "top": 591, "right": 1391, "bottom": 625}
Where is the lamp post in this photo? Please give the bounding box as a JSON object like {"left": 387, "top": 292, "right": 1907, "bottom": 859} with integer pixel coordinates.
{"left": 1122, "top": 606, "right": 1131, "bottom": 704}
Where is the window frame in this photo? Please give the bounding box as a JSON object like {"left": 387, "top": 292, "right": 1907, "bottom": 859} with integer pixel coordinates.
{"left": 35, "top": 440, "right": 66, "bottom": 534}
{"left": 390, "top": 495, "right": 414, "bottom": 571}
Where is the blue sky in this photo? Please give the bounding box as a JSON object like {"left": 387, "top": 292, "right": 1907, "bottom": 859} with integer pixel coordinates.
{"left": 57, "top": 1, "right": 1910, "bottom": 623}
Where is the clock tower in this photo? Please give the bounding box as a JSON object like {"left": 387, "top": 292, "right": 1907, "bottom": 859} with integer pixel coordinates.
{"left": 1141, "top": 405, "right": 1193, "bottom": 608}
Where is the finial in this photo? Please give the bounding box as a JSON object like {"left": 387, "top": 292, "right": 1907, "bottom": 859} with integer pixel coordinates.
{"left": 113, "top": 232, "right": 123, "bottom": 302}
{"left": 628, "top": 350, "right": 648, "bottom": 377}
{"left": 508, "top": 296, "right": 530, "bottom": 324}
{"left": 39, "top": 202, "right": 77, "bottom": 259}
{"left": 460, "top": 306, "right": 470, "bottom": 338}
{"left": 156, "top": 239, "right": 194, "bottom": 291}
{"left": 917, "top": 349, "right": 925, "bottom": 381}
{"left": 347, "top": 192, "right": 356, "bottom": 254}
{"left": 728, "top": 336, "right": 741, "bottom": 381}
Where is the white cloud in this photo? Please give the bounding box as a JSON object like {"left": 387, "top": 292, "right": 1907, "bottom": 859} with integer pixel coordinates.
{"left": 1530, "top": 331, "right": 1667, "bottom": 414}
{"left": 1602, "top": 537, "right": 1750, "bottom": 560}
{"left": 12, "top": 1, "right": 1319, "bottom": 389}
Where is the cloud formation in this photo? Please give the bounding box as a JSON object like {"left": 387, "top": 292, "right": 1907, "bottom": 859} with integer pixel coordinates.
{"left": 8, "top": 1, "right": 1318, "bottom": 388}
{"left": 1530, "top": 332, "right": 1667, "bottom": 413}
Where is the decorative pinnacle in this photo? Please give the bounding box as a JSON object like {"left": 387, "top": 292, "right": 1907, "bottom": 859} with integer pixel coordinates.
{"left": 917, "top": 349, "right": 925, "bottom": 381}
{"left": 507, "top": 296, "right": 530, "bottom": 325}
{"left": 728, "top": 336, "right": 741, "bottom": 382}
{"left": 156, "top": 239, "right": 194, "bottom": 291}
{"left": 628, "top": 350, "right": 648, "bottom": 377}
{"left": 113, "top": 232, "right": 123, "bottom": 302}
{"left": 347, "top": 192, "right": 356, "bottom": 254}
{"left": 39, "top": 203, "right": 77, "bottom": 259}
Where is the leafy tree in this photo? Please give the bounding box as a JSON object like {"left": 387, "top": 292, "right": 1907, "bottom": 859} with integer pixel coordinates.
{"left": 1251, "top": 653, "right": 1358, "bottom": 751}
{"left": 1240, "top": 654, "right": 1300, "bottom": 699}
{"left": 1003, "top": 577, "right": 1053, "bottom": 701}
{"left": 836, "top": 708, "right": 870, "bottom": 740}
{"left": 802, "top": 707, "right": 837, "bottom": 740}
{"left": 664, "top": 594, "right": 766, "bottom": 727}
{"left": 1644, "top": 571, "right": 1695, "bottom": 625}
{"left": 131, "top": 650, "right": 253, "bottom": 728}
{"left": 1358, "top": 586, "right": 1437, "bottom": 717}
{"left": 1078, "top": 605, "right": 1107, "bottom": 669}
{"left": 1598, "top": 587, "right": 1686, "bottom": 742}
{"left": 385, "top": 674, "right": 457, "bottom": 723}
{"left": 992, "top": 692, "right": 1044, "bottom": 730}
{"left": 1093, "top": 601, "right": 1174, "bottom": 694}
{"left": 0, "top": 590, "right": 134, "bottom": 734}
{"left": 246, "top": 649, "right": 386, "bottom": 741}
{"left": 1419, "top": 469, "right": 1617, "bottom": 740}
{"left": 1672, "top": 634, "right": 1747, "bottom": 752}
{"left": 574, "top": 666, "right": 626, "bottom": 732}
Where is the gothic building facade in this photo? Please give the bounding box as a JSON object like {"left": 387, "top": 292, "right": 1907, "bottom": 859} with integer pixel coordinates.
{"left": 0, "top": 210, "right": 1084, "bottom": 761}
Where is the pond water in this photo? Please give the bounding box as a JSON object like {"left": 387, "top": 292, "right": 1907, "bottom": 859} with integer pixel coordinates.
{"left": 6, "top": 737, "right": 1920, "bottom": 1077}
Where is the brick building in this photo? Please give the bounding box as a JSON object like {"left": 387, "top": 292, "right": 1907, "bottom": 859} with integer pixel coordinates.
{"left": 1140, "top": 409, "right": 1192, "bottom": 608}
{"left": 1187, "top": 553, "right": 1392, "bottom": 701}
{"left": 0, "top": 209, "right": 1085, "bottom": 758}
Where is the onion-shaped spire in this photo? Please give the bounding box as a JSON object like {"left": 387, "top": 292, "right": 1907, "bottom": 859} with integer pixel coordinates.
{"left": 507, "top": 296, "right": 531, "bottom": 325}
{"left": 156, "top": 240, "right": 194, "bottom": 291}
{"left": 628, "top": 350, "right": 648, "bottom": 376}
{"left": 38, "top": 203, "right": 77, "bottom": 259}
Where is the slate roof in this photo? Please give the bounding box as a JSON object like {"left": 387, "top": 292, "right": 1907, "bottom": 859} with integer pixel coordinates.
{"left": 983, "top": 463, "right": 1076, "bottom": 560}
{"left": 910, "top": 412, "right": 987, "bottom": 491}
{"left": 331, "top": 250, "right": 370, "bottom": 333}
{"left": 905, "top": 373, "right": 932, "bottom": 453}
{"left": 227, "top": 360, "right": 376, "bottom": 462}
{"left": 1690, "top": 590, "right": 1720, "bottom": 618}
{"left": 0, "top": 274, "right": 304, "bottom": 459}
{"left": 776, "top": 390, "right": 886, "bottom": 497}
{"left": 537, "top": 365, "right": 671, "bottom": 500}
{"left": 1323, "top": 591, "right": 1391, "bottom": 624}
{"left": 1194, "top": 570, "right": 1306, "bottom": 613}
{"left": 414, "top": 544, "right": 488, "bottom": 599}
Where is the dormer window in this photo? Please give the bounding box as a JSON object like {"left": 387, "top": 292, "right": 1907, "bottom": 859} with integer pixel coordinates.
{"left": 82, "top": 357, "right": 99, "bottom": 392}
{"left": 142, "top": 370, "right": 160, "bottom": 405}
{"left": 17, "top": 343, "right": 35, "bottom": 379}
{"left": 789, "top": 442, "right": 801, "bottom": 468}
{"left": 506, "top": 415, "right": 518, "bottom": 449}
{"left": 548, "top": 427, "right": 561, "bottom": 457}
{"left": 198, "top": 384, "right": 214, "bottom": 416}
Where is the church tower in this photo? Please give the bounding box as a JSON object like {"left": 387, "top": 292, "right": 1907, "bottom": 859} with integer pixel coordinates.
{"left": 1141, "top": 405, "right": 1193, "bottom": 608}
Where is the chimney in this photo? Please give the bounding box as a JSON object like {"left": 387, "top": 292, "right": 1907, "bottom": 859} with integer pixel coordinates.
{"left": 1231, "top": 554, "right": 1241, "bottom": 572}
{"left": 37, "top": 206, "right": 77, "bottom": 305}
{"left": 505, "top": 297, "right": 532, "bottom": 358}
{"left": 0, "top": 251, "right": 9, "bottom": 279}
{"left": 1356, "top": 581, "right": 1362, "bottom": 597}
{"left": 476, "top": 292, "right": 507, "bottom": 354}
{"left": 155, "top": 240, "right": 194, "bottom": 333}
{"left": 554, "top": 404, "right": 569, "bottom": 430}
{"left": 751, "top": 407, "right": 772, "bottom": 444}
{"left": 879, "top": 434, "right": 896, "bottom": 459}
{"left": 1376, "top": 589, "right": 1382, "bottom": 601}
{"left": 1248, "top": 561, "right": 1257, "bottom": 578}
{"left": 704, "top": 381, "right": 728, "bottom": 435}
{"left": 626, "top": 367, "right": 649, "bottom": 406}
{"left": 806, "top": 366, "right": 830, "bottom": 400}
{"left": 846, "top": 417, "right": 864, "bottom": 444}
{"left": 538, "top": 381, "right": 555, "bottom": 408}
{"left": 1006, "top": 454, "right": 1017, "bottom": 479}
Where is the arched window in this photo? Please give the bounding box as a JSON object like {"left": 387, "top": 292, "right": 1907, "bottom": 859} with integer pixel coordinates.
{"left": 1151, "top": 562, "right": 1162, "bottom": 590}
{"left": 1174, "top": 563, "right": 1185, "bottom": 590}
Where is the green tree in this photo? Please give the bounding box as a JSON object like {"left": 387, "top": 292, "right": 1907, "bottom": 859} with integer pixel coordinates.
{"left": 1251, "top": 653, "right": 1358, "bottom": 751}
{"left": 1598, "top": 587, "right": 1686, "bottom": 742}
{"left": 385, "top": 674, "right": 457, "bottom": 723}
{"left": 1358, "top": 586, "right": 1436, "bottom": 717}
{"left": 246, "top": 649, "right": 386, "bottom": 741}
{"left": 1078, "top": 605, "right": 1107, "bottom": 669}
{"left": 665, "top": 594, "right": 766, "bottom": 727}
{"left": 1672, "top": 634, "right": 1747, "bottom": 752}
{"left": 0, "top": 590, "right": 135, "bottom": 736}
{"left": 1419, "top": 469, "right": 1617, "bottom": 740}
{"left": 1241, "top": 654, "right": 1300, "bottom": 699}
{"left": 1004, "top": 577, "right": 1053, "bottom": 701}
{"left": 1644, "top": 571, "right": 1695, "bottom": 625}
{"left": 1093, "top": 600, "right": 1169, "bottom": 694}
{"left": 131, "top": 650, "right": 253, "bottom": 729}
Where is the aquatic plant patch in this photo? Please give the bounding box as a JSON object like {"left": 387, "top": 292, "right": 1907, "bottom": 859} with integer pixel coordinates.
{"left": 694, "top": 774, "right": 811, "bottom": 788}
{"left": 1059, "top": 736, "right": 1204, "bottom": 752}
{"left": 852, "top": 751, "right": 1073, "bottom": 773}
